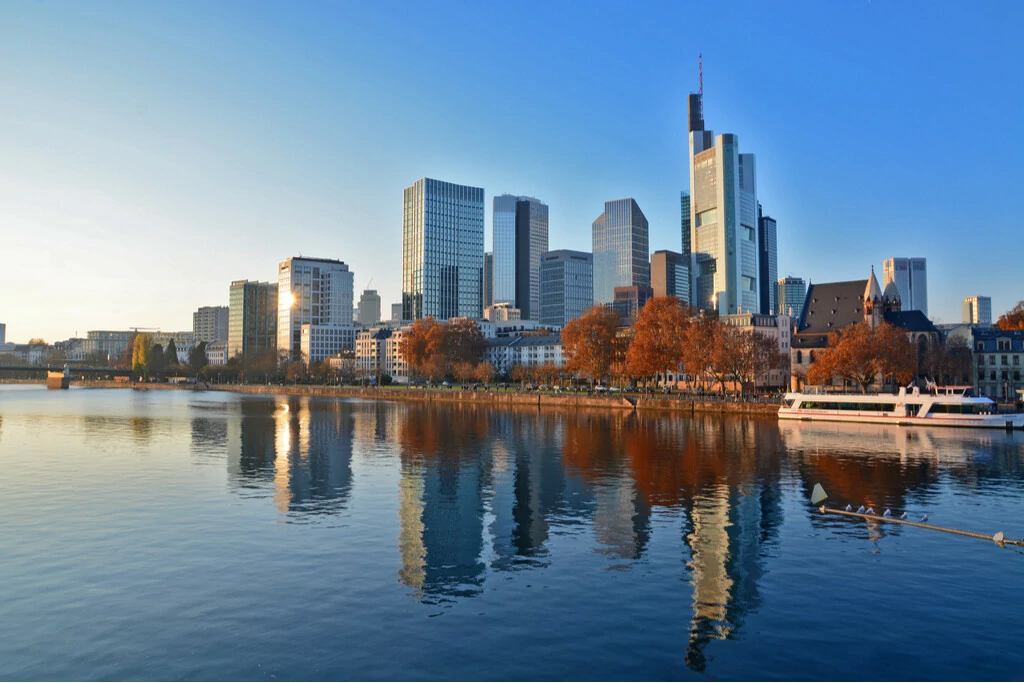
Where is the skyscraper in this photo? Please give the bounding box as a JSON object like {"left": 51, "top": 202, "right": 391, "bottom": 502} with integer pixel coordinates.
{"left": 592, "top": 198, "right": 649, "bottom": 305}
{"left": 651, "top": 250, "right": 690, "bottom": 303}
{"left": 539, "top": 250, "right": 593, "bottom": 328}
{"left": 483, "top": 251, "right": 493, "bottom": 310}
{"left": 402, "top": 178, "right": 485, "bottom": 321}
{"left": 277, "top": 256, "right": 354, "bottom": 362}
{"left": 687, "top": 91, "right": 759, "bottom": 314}
{"left": 776, "top": 276, "right": 806, "bottom": 319}
{"left": 193, "top": 305, "right": 229, "bottom": 343}
{"left": 883, "top": 257, "right": 928, "bottom": 316}
{"left": 681, "top": 191, "right": 691, "bottom": 259}
{"left": 757, "top": 205, "right": 777, "bottom": 315}
{"left": 962, "top": 295, "right": 992, "bottom": 325}
{"left": 492, "top": 194, "right": 549, "bottom": 321}
{"left": 228, "top": 280, "right": 278, "bottom": 360}
{"left": 357, "top": 290, "right": 382, "bottom": 326}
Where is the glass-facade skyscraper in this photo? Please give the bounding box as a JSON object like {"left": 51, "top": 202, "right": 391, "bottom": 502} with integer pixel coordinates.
{"left": 483, "top": 251, "right": 493, "bottom": 311}
{"left": 651, "top": 250, "right": 690, "bottom": 304}
{"left": 758, "top": 206, "right": 777, "bottom": 315}
{"left": 688, "top": 92, "right": 759, "bottom": 315}
{"left": 228, "top": 280, "right": 278, "bottom": 360}
{"left": 492, "top": 194, "right": 548, "bottom": 321}
{"left": 402, "top": 178, "right": 485, "bottom": 321}
{"left": 962, "top": 295, "right": 992, "bottom": 325}
{"left": 883, "top": 257, "right": 928, "bottom": 316}
{"left": 592, "top": 198, "right": 649, "bottom": 305}
{"left": 539, "top": 250, "right": 593, "bottom": 328}
{"left": 776, "top": 276, "right": 806, "bottom": 320}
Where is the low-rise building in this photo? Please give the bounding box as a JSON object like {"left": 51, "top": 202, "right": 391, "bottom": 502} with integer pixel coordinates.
{"left": 485, "top": 333, "right": 564, "bottom": 376}
{"left": 484, "top": 302, "right": 522, "bottom": 322}
{"left": 301, "top": 324, "right": 356, "bottom": 365}
{"left": 204, "top": 341, "right": 229, "bottom": 366}
{"left": 721, "top": 312, "right": 792, "bottom": 390}
{"left": 955, "top": 326, "right": 1024, "bottom": 401}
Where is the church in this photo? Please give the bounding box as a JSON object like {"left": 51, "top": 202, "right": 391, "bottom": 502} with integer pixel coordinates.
{"left": 789, "top": 267, "right": 941, "bottom": 390}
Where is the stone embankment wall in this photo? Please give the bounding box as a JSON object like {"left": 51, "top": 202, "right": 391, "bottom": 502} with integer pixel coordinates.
{"left": 70, "top": 381, "right": 781, "bottom": 415}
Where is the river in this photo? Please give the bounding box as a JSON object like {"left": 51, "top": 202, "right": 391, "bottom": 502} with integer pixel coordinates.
{"left": 1, "top": 385, "right": 1023, "bottom": 680}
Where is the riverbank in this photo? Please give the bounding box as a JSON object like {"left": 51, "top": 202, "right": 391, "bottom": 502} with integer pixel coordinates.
{"left": 70, "top": 380, "right": 781, "bottom": 415}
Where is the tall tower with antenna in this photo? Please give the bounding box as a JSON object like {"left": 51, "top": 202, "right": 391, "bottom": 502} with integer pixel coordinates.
{"left": 686, "top": 54, "right": 761, "bottom": 315}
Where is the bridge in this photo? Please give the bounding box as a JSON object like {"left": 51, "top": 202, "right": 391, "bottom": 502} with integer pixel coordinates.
{"left": 0, "top": 365, "right": 132, "bottom": 375}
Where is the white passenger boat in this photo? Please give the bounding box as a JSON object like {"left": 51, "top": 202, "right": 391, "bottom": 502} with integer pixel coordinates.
{"left": 779, "top": 385, "right": 1024, "bottom": 430}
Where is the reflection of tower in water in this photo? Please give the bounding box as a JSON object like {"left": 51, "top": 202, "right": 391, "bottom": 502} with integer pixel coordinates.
{"left": 680, "top": 419, "right": 784, "bottom": 673}
{"left": 225, "top": 397, "right": 353, "bottom": 519}
{"left": 396, "top": 406, "right": 487, "bottom": 602}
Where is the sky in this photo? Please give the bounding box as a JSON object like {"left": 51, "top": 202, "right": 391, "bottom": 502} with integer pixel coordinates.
{"left": 1, "top": 0, "right": 1022, "bottom": 343}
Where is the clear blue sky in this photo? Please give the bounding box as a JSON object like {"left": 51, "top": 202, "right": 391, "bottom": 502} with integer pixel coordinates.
{"left": 2, "top": 0, "right": 1022, "bottom": 342}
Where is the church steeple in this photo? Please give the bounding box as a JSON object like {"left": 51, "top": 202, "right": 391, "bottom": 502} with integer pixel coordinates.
{"left": 882, "top": 278, "right": 902, "bottom": 314}
{"left": 864, "top": 266, "right": 883, "bottom": 328}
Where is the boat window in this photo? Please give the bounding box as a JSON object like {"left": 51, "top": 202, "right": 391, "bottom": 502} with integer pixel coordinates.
{"left": 800, "top": 401, "right": 895, "bottom": 411}
{"left": 928, "top": 403, "right": 992, "bottom": 415}
{"left": 906, "top": 404, "right": 922, "bottom": 416}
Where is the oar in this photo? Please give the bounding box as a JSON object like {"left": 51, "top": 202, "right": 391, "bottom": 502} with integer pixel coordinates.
{"left": 810, "top": 483, "right": 1024, "bottom": 548}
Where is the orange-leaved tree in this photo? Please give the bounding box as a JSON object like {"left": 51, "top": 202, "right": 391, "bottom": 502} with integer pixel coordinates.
{"left": 681, "top": 313, "right": 719, "bottom": 391}
{"left": 400, "top": 317, "right": 448, "bottom": 380}
{"left": 625, "top": 296, "right": 690, "bottom": 386}
{"left": 996, "top": 301, "right": 1024, "bottom": 331}
{"left": 562, "top": 306, "right": 623, "bottom": 385}
{"left": 807, "top": 322, "right": 915, "bottom": 391}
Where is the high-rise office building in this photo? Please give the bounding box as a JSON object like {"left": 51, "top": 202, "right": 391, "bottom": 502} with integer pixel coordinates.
{"left": 0, "top": 322, "right": 5, "bottom": 345}
{"left": 277, "top": 256, "right": 354, "bottom": 362}
{"left": 402, "top": 178, "right": 485, "bottom": 321}
{"left": 776, "top": 276, "right": 806, "bottom": 319}
{"left": 483, "top": 251, "right": 493, "bottom": 310}
{"left": 391, "top": 303, "right": 404, "bottom": 322}
{"left": 651, "top": 250, "right": 690, "bottom": 303}
{"left": 193, "top": 305, "right": 229, "bottom": 343}
{"left": 687, "top": 91, "right": 759, "bottom": 314}
{"left": 681, "top": 191, "right": 691, "bottom": 259}
{"left": 228, "top": 280, "right": 278, "bottom": 360}
{"left": 592, "top": 198, "right": 649, "bottom": 305}
{"left": 539, "top": 250, "right": 593, "bottom": 328}
{"left": 357, "top": 290, "right": 382, "bottom": 326}
{"left": 492, "top": 194, "right": 549, "bottom": 321}
{"left": 962, "top": 295, "right": 992, "bottom": 325}
{"left": 612, "top": 285, "right": 653, "bottom": 327}
{"left": 883, "top": 257, "right": 928, "bottom": 316}
{"left": 758, "top": 206, "right": 777, "bottom": 315}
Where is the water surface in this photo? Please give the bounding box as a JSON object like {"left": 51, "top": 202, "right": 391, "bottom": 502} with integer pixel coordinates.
{"left": 2, "top": 386, "right": 1023, "bottom": 680}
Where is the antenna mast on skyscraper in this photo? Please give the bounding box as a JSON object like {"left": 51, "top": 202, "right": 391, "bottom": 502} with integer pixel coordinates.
{"left": 698, "top": 53, "right": 704, "bottom": 120}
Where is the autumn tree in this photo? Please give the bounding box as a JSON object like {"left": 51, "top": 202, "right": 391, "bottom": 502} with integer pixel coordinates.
{"left": 996, "top": 301, "right": 1024, "bottom": 331}
{"left": 728, "top": 330, "right": 785, "bottom": 393}
{"left": 625, "top": 296, "right": 690, "bottom": 386}
{"left": 562, "top": 306, "right": 623, "bottom": 385}
{"left": 807, "top": 322, "right": 915, "bottom": 391}
{"left": 131, "top": 333, "right": 152, "bottom": 378}
{"left": 444, "top": 318, "right": 486, "bottom": 365}
{"left": 874, "top": 324, "right": 917, "bottom": 386}
{"left": 120, "top": 332, "right": 139, "bottom": 369}
{"left": 452, "top": 361, "right": 478, "bottom": 384}
{"left": 474, "top": 362, "right": 496, "bottom": 385}
{"left": 709, "top": 324, "right": 742, "bottom": 393}
{"left": 681, "top": 313, "right": 718, "bottom": 391}
{"left": 401, "top": 317, "right": 447, "bottom": 380}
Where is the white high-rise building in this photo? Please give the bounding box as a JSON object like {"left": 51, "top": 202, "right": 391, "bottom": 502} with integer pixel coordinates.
{"left": 883, "top": 257, "right": 928, "bottom": 317}
{"left": 277, "top": 256, "right": 354, "bottom": 362}
{"left": 962, "top": 296, "right": 992, "bottom": 325}
{"left": 687, "top": 92, "right": 759, "bottom": 315}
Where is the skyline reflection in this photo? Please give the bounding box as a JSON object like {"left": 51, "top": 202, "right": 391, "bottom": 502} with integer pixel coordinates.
{"left": 199, "top": 397, "right": 1024, "bottom": 671}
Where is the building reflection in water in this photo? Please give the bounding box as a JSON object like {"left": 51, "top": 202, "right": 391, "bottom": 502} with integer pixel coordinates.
{"left": 205, "top": 396, "right": 1022, "bottom": 671}
{"left": 397, "top": 405, "right": 488, "bottom": 602}
{"left": 221, "top": 396, "right": 353, "bottom": 520}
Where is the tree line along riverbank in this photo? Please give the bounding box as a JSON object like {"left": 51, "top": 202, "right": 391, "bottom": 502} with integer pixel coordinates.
{"left": 66, "top": 380, "right": 781, "bottom": 416}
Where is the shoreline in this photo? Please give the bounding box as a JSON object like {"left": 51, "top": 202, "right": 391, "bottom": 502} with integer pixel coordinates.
{"left": 64, "top": 380, "right": 781, "bottom": 415}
